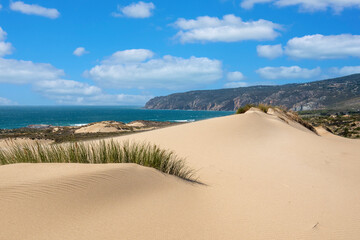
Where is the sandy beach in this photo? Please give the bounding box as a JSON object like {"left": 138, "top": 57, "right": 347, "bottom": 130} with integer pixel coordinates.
{"left": 1, "top": 108, "right": 360, "bottom": 240}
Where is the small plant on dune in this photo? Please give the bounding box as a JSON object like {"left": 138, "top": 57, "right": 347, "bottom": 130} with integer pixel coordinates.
{"left": 236, "top": 104, "right": 271, "bottom": 114}
{"left": 236, "top": 104, "right": 254, "bottom": 114}
{"left": 0, "top": 141, "right": 197, "bottom": 182}
{"left": 258, "top": 104, "right": 270, "bottom": 113}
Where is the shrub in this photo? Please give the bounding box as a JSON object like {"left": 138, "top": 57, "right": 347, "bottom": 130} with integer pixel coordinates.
{"left": 236, "top": 104, "right": 254, "bottom": 114}
{"left": 0, "top": 140, "right": 197, "bottom": 182}
{"left": 236, "top": 104, "right": 271, "bottom": 114}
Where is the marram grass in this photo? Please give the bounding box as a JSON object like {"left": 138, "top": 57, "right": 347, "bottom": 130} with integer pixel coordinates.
{"left": 0, "top": 140, "right": 197, "bottom": 182}
{"left": 236, "top": 104, "right": 271, "bottom": 114}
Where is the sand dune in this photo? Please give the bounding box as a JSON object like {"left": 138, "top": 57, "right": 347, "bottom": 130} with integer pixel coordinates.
{"left": 1, "top": 109, "right": 360, "bottom": 239}
{"left": 74, "top": 121, "right": 130, "bottom": 134}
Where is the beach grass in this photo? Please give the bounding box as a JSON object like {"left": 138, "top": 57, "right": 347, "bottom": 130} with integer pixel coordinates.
{"left": 0, "top": 140, "right": 197, "bottom": 182}
{"left": 236, "top": 104, "right": 271, "bottom": 114}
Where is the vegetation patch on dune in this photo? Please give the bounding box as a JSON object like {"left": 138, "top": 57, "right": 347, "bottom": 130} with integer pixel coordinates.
{"left": 0, "top": 141, "right": 197, "bottom": 182}
{"left": 236, "top": 104, "right": 318, "bottom": 134}
{"left": 236, "top": 104, "right": 271, "bottom": 114}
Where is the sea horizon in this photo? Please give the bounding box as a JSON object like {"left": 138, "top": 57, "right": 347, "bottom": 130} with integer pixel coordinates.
{"left": 0, "top": 105, "right": 233, "bottom": 129}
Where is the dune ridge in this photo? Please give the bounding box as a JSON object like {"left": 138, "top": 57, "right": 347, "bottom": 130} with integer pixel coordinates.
{"left": 1, "top": 108, "right": 359, "bottom": 240}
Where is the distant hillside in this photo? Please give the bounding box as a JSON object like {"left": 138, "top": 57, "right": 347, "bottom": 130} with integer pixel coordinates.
{"left": 145, "top": 74, "right": 360, "bottom": 111}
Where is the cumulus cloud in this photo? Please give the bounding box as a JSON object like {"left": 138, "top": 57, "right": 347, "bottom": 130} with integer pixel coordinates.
{"left": 227, "top": 71, "right": 245, "bottom": 81}
{"left": 0, "top": 42, "right": 13, "bottom": 57}
{"left": 0, "top": 58, "right": 64, "bottom": 84}
{"left": 113, "top": 1, "right": 155, "bottom": 18}
{"left": 256, "top": 66, "right": 321, "bottom": 79}
{"left": 32, "top": 78, "right": 151, "bottom": 105}
{"left": 102, "top": 49, "right": 154, "bottom": 64}
{"left": 51, "top": 94, "right": 150, "bottom": 105}
{"left": 34, "top": 80, "right": 151, "bottom": 105}
{"left": 241, "top": 0, "right": 273, "bottom": 9}
{"left": 0, "top": 27, "right": 13, "bottom": 57}
{"left": 241, "top": 0, "right": 360, "bottom": 12}
{"left": 68, "top": 93, "right": 152, "bottom": 105}
{"left": 0, "top": 97, "right": 17, "bottom": 105}
{"left": 73, "top": 47, "right": 89, "bottom": 57}
{"left": 85, "top": 49, "right": 223, "bottom": 90}
{"left": 0, "top": 29, "right": 150, "bottom": 106}
{"left": 285, "top": 34, "right": 360, "bottom": 59}
{"left": 34, "top": 80, "right": 102, "bottom": 96}
{"left": 257, "top": 44, "right": 283, "bottom": 59}
{"left": 32, "top": 78, "right": 150, "bottom": 105}
{"left": 10, "top": 1, "right": 60, "bottom": 19}
{"left": 330, "top": 65, "right": 360, "bottom": 76}
{"left": 173, "top": 14, "right": 281, "bottom": 43}
{"left": 0, "top": 27, "right": 7, "bottom": 41}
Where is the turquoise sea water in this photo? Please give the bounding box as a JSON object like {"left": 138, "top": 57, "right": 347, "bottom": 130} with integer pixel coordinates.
{"left": 0, "top": 106, "right": 234, "bottom": 129}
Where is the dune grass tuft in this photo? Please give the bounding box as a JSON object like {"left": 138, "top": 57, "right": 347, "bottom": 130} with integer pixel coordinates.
{"left": 236, "top": 104, "right": 271, "bottom": 114}
{"left": 0, "top": 140, "right": 197, "bottom": 182}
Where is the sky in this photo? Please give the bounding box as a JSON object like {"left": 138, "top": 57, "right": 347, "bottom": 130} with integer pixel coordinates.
{"left": 0, "top": 0, "right": 360, "bottom": 106}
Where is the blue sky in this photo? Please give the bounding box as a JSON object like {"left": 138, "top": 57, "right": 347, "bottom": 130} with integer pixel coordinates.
{"left": 0, "top": 0, "right": 360, "bottom": 105}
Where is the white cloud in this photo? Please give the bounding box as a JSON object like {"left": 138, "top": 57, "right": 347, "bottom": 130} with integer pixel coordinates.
{"left": 34, "top": 80, "right": 102, "bottom": 96}
{"left": 76, "top": 94, "right": 152, "bottom": 105}
{"left": 0, "top": 58, "right": 64, "bottom": 84}
{"left": 173, "top": 14, "right": 282, "bottom": 43}
{"left": 0, "top": 27, "right": 13, "bottom": 57}
{"left": 0, "top": 42, "right": 13, "bottom": 57}
{"left": 240, "top": 0, "right": 360, "bottom": 12}
{"left": 0, "top": 4, "right": 2, "bottom": 10}
{"left": 10, "top": 1, "right": 60, "bottom": 19}
{"left": 49, "top": 94, "right": 151, "bottom": 105}
{"left": 241, "top": 0, "right": 273, "bottom": 9}
{"left": 0, "top": 27, "right": 7, "bottom": 41}
{"left": 113, "top": 1, "right": 155, "bottom": 18}
{"left": 285, "top": 34, "right": 360, "bottom": 59}
{"left": 227, "top": 71, "right": 245, "bottom": 81}
{"left": 85, "top": 49, "right": 223, "bottom": 90}
{"left": 257, "top": 44, "right": 283, "bottom": 59}
{"left": 0, "top": 30, "right": 150, "bottom": 106}
{"left": 34, "top": 79, "right": 151, "bottom": 105}
{"left": 224, "top": 81, "right": 248, "bottom": 88}
{"left": 330, "top": 66, "right": 360, "bottom": 76}
{"left": 256, "top": 66, "right": 321, "bottom": 79}
{"left": 73, "top": 47, "right": 89, "bottom": 57}
{"left": 0, "top": 97, "right": 17, "bottom": 105}
{"left": 102, "top": 49, "right": 154, "bottom": 64}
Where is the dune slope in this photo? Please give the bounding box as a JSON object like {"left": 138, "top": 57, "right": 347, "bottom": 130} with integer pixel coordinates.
{"left": 1, "top": 109, "right": 359, "bottom": 240}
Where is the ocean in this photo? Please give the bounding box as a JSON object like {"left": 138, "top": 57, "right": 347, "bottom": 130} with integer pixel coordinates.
{"left": 0, "top": 106, "right": 234, "bottom": 129}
